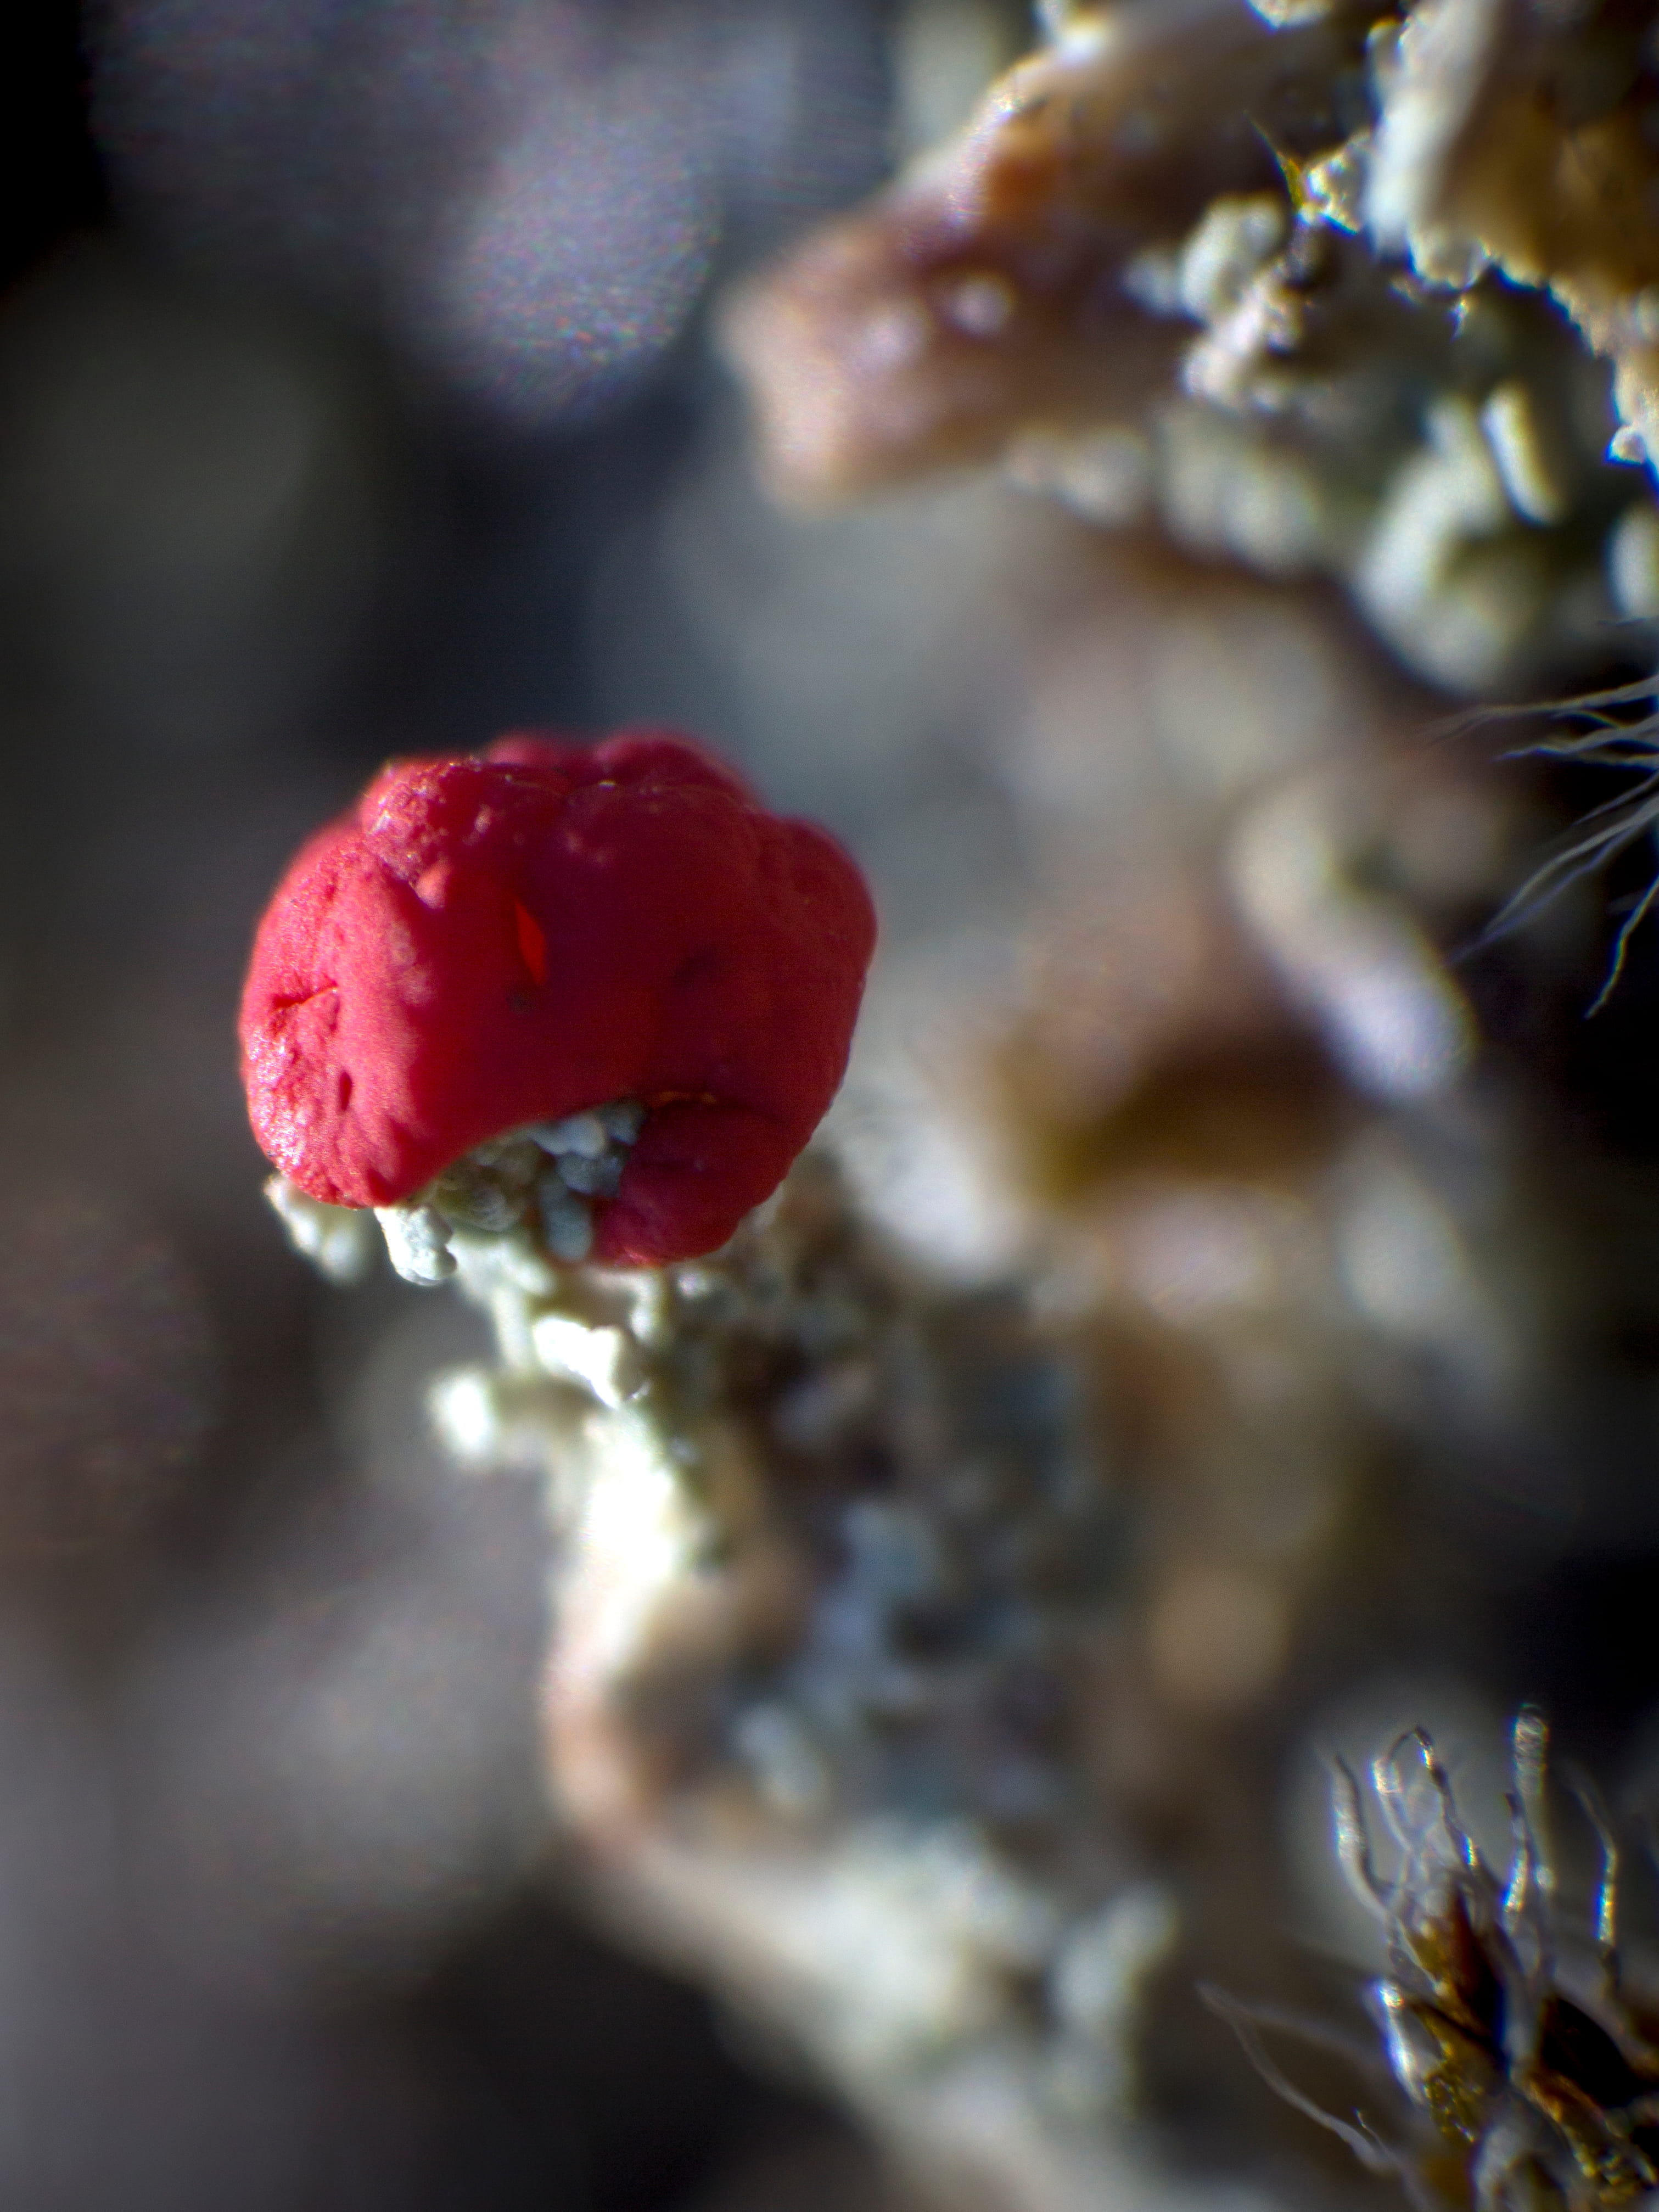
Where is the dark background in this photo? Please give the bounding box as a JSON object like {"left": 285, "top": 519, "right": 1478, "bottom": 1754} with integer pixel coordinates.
{"left": 0, "top": 2, "right": 906, "bottom": 2204}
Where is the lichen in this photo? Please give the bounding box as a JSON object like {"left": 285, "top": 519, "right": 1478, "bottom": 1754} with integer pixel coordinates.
{"left": 723, "top": 0, "right": 1659, "bottom": 693}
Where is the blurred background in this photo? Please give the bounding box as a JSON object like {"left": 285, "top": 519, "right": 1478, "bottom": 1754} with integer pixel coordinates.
{"left": 11, "top": 0, "right": 1659, "bottom": 2205}
{"left": 0, "top": 1, "right": 915, "bottom": 2204}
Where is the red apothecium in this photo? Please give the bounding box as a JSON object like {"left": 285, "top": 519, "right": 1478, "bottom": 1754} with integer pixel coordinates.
{"left": 239, "top": 730, "right": 876, "bottom": 1267}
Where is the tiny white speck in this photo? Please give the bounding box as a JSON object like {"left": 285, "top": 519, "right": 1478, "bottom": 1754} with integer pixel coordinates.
{"left": 530, "top": 1112, "right": 609, "bottom": 1158}
{"left": 943, "top": 273, "right": 1015, "bottom": 338}
{"left": 539, "top": 1179, "right": 595, "bottom": 1262}
{"left": 858, "top": 300, "right": 932, "bottom": 371}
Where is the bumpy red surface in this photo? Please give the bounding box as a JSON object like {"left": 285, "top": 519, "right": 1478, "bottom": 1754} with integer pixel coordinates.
{"left": 239, "top": 731, "right": 877, "bottom": 1266}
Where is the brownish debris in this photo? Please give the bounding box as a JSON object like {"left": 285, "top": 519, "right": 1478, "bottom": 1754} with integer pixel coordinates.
{"left": 721, "top": 0, "right": 1376, "bottom": 502}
